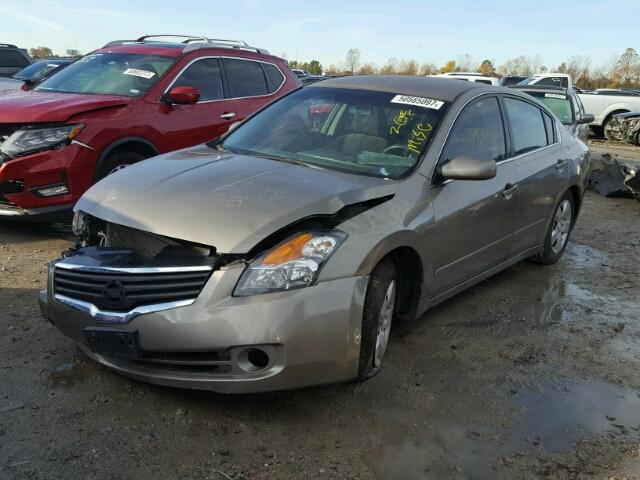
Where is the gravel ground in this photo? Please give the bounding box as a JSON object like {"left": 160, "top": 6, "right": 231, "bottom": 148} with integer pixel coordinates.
{"left": 1, "top": 145, "right": 640, "bottom": 479}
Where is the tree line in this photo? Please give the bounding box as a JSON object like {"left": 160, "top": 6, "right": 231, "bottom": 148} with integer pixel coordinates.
{"left": 29, "top": 43, "right": 640, "bottom": 90}
{"left": 287, "top": 47, "right": 640, "bottom": 90}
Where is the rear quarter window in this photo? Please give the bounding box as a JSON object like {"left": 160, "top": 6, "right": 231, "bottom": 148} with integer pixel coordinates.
{"left": 263, "top": 64, "right": 285, "bottom": 93}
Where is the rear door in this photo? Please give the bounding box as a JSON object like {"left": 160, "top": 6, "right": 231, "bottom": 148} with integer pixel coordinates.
{"left": 503, "top": 95, "right": 569, "bottom": 255}
{"left": 429, "top": 95, "right": 519, "bottom": 295}
{"left": 222, "top": 58, "right": 286, "bottom": 121}
{"left": 160, "top": 57, "right": 238, "bottom": 149}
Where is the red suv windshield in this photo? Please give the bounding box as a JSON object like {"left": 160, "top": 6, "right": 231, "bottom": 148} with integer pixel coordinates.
{"left": 36, "top": 52, "right": 175, "bottom": 97}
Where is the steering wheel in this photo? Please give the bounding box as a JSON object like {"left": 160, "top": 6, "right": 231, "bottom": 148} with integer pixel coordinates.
{"left": 382, "top": 145, "right": 409, "bottom": 156}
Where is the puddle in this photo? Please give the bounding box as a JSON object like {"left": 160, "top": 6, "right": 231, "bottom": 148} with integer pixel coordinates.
{"left": 515, "top": 380, "right": 640, "bottom": 451}
{"left": 365, "top": 379, "right": 640, "bottom": 479}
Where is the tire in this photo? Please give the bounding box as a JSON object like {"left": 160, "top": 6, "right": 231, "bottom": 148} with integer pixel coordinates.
{"left": 603, "top": 117, "right": 616, "bottom": 141}
{"left": 534, "top": 192, "right": 574, "bottom": 265}
{"left": 357, "top": 258, "right": 398, "bottom": 380}
{"left": 95, "top": 151, "right": 145, "bottom": 181}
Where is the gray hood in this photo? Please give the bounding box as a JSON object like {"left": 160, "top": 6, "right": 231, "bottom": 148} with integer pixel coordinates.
{"left": 76, "top": 144, "right": 399, "bottom": 253}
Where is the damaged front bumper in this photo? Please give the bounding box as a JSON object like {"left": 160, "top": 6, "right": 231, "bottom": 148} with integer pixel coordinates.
{"left": 39, "top": 247, "right": 367, "bottom": 393}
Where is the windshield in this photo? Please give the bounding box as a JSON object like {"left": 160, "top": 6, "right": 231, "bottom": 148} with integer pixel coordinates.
{"left": 13, "top": 61, "right": 66, "bottom": 81}
{"left": 220, "top": 87, "right": 448, "bottom": 179}
{"left": 526, "top": 92, "right": 573, "bottom": 125}
{"left": 35, "top": 53, "right": 175, "bottom": 96}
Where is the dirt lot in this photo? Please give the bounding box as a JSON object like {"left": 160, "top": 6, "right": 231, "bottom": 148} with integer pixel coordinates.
{"left": 1, "top": 146, "right": 640, "bottom": 480}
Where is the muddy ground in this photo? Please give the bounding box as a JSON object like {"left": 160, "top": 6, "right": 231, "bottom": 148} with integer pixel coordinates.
{"left": 1, "top": 145, "right": 640, "bottom": 480}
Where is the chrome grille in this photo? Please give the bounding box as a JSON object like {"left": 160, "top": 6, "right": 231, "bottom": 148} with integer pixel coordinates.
{"left": 54, "top": 265, "right": 213, "bottom": 312}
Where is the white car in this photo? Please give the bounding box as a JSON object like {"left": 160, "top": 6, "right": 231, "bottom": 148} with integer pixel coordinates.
{"left": 577, "top": 91, "right": 640, "bottom": 138}
{"left": 435, "top": 72, "right": 499, "bottom": 86}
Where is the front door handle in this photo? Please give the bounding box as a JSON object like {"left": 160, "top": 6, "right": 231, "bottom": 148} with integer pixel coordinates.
{"left": 555, "top": 159, "right": 568, "bottom": 170}
{"left": 220, "top": 112, "right": 237, "bottom": 120}
{"left": 502, "top": 183, "right": 519, "bottom": 199}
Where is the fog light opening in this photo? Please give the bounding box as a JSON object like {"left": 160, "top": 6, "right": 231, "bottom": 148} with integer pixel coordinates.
{"left": 247, "top": 348, "right": 269, "bottom": 369}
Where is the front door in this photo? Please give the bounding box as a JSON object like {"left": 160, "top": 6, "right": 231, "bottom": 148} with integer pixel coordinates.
{"left": 428, "top": 96, "right": 519, "bottom": 296}
{"left": 159, "top": 57, "right": 237, "bottom": 149}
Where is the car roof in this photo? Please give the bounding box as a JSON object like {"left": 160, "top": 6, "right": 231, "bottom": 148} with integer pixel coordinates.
{"left": 308, "top": 75, "right": 486, "bottom": 102}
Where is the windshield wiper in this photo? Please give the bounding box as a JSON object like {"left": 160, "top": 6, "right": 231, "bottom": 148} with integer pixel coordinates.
{"left": 255, "top": 153, "right": 315, "bottom": 168}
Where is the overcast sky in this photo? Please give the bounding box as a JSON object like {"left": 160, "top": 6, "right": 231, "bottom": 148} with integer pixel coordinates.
{"left": 2, "top": 0, "right": 638, "bottom": 69}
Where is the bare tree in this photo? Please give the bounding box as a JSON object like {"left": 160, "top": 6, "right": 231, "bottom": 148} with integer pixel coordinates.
{"left": 419, "top": 62, "right": 437, "bottom": 76}
{"left": 456, "top": 54, "right": 477, "bottom": 72}
{"left": 613, "top": 48, "right": 640, "bottom": 87}
{"left": 345, "top": 49, "right": 361, "bottom": 75}
{"left": 379, "top": 58, "right": 399, "bottom": 75}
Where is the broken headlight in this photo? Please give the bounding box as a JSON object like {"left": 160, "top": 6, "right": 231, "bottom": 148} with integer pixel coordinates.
{"left": 0, "top": 124, "right": 84, "bottom": 158}
{"left": 234, "top": 230, "right": 347, "bottom": 296}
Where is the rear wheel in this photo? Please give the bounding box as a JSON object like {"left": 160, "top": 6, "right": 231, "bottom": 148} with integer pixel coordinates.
{"left": 357, "top": 258, "right": 398, "bottom": 380}
{"left": 534, "top": 193, "right": 574, "bottom": 265}
{"left": 95, "top": 151, "right": 145, "bottom": 181}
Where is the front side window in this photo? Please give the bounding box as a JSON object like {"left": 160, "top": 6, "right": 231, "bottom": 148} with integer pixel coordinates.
{"left": 504, "top": 97, "right": 548, "bottom": 155}
{"left": 441, "top": 96, "right": 506, "bottom": 163}
{"left": 223, "top": 59, "right": 268, "bottom": 97}
{"left": 219, "top": 87, "right": 449, "bottom": 178}
{"left": 36, "top": 53, "right": 175, "bottom": 97}
{"left": 172, "top": 58, "right": 223, "bottom": 101}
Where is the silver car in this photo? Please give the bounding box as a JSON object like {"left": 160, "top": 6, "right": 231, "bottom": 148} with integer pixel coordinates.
{"left": 39, "top": 76, "right": 589, "bottom": 393}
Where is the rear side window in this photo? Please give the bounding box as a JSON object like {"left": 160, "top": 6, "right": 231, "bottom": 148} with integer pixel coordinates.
{"left": 172, "top": 58, "right": 223, "bottom": 101}
{"left": 0, "top": 50, "right": 30, "bottom": 68}
{"left": 223, "top": 59, "right": 268, "bottom": 98}
{"left": 441, "top": 96, "right": 506, "bottom": 163}
{"left": 475, "top": 79, "right": 493, "bottom": 85}
{"left": 263, "top": 64, "right": 285, "bottom": 93}
{"left": 504, "top": 98, "right": 548, "bottom": 155}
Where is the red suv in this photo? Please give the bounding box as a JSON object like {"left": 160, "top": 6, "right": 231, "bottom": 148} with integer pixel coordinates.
{"left": 0, "top": 35, "right": 300, "bottom": 220}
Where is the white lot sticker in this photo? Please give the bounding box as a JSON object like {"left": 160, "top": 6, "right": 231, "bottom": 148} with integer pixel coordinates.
{"left": 545, "top": 93, "right": 566, "bottom": 99}
{"left": 391, "top": 94, "right": 444, "bottom": 110}
{"left": 123, "top": 68, "right": 156, "bottom": 79}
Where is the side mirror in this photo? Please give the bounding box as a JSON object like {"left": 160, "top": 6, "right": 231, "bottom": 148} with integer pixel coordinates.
{"left": 577, "top": 113, "right": 594, "bottom": 125}
{"left": 438, "top": 156, "right": 497, "bottom": 181}
{"left": 167, "top": 86, "right": 200, "bottom": 105}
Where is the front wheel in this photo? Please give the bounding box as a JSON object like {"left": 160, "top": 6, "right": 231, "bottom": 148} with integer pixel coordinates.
{"left": 357, "top": 258, "right": 398, "bottom": 380}
{"left": 534, "top": 193, "right": 574, "bottom": 265}
{"left": 95, "top": 151, "right": 145, "bottom": 181}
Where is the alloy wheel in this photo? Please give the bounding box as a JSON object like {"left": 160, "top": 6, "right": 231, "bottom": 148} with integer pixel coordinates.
{"left": 550, "top": 199, "right": 572, "bottom": 254}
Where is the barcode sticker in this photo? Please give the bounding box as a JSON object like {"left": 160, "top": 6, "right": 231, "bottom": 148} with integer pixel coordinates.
{"left": 391, "top": 95, "right": 444, "bottom": 110}
{"left": 123, "top": 68, "right": 155, "bottom": 79}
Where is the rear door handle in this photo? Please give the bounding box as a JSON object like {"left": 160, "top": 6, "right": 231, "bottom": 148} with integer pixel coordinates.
{"left": 220, "top": 112, "right": 237, "bottom": 120}
{"left": 502, "top": 183, "right": 519, "bottom": 198}
{"left": 555, "top": 159, "right": 568, "bottom": 170}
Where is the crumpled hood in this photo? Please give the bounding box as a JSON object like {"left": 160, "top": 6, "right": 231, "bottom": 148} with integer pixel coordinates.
{"left": 76, "top": 144, "right": 399, "bottom": 253}
{"left": 0, "top": 90, "right": 130, "bottom": 123}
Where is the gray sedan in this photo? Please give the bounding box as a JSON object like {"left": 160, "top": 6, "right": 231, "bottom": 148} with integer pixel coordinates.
{"left": 39, "top": 76, "right": 590, "bottom": 393}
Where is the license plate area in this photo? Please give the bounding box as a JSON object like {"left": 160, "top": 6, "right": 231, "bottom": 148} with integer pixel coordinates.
{"left": 83, "top": 328, "right": 139, "bottom": 359}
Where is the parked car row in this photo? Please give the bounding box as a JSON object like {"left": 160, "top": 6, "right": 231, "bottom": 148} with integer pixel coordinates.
{"left": 0, "top": 59, "right": 74, "bottom": 91}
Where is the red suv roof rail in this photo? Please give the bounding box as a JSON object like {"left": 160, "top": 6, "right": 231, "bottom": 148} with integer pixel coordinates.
{"left": 102, "top": 35, "right": 270, "bottom": 56}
